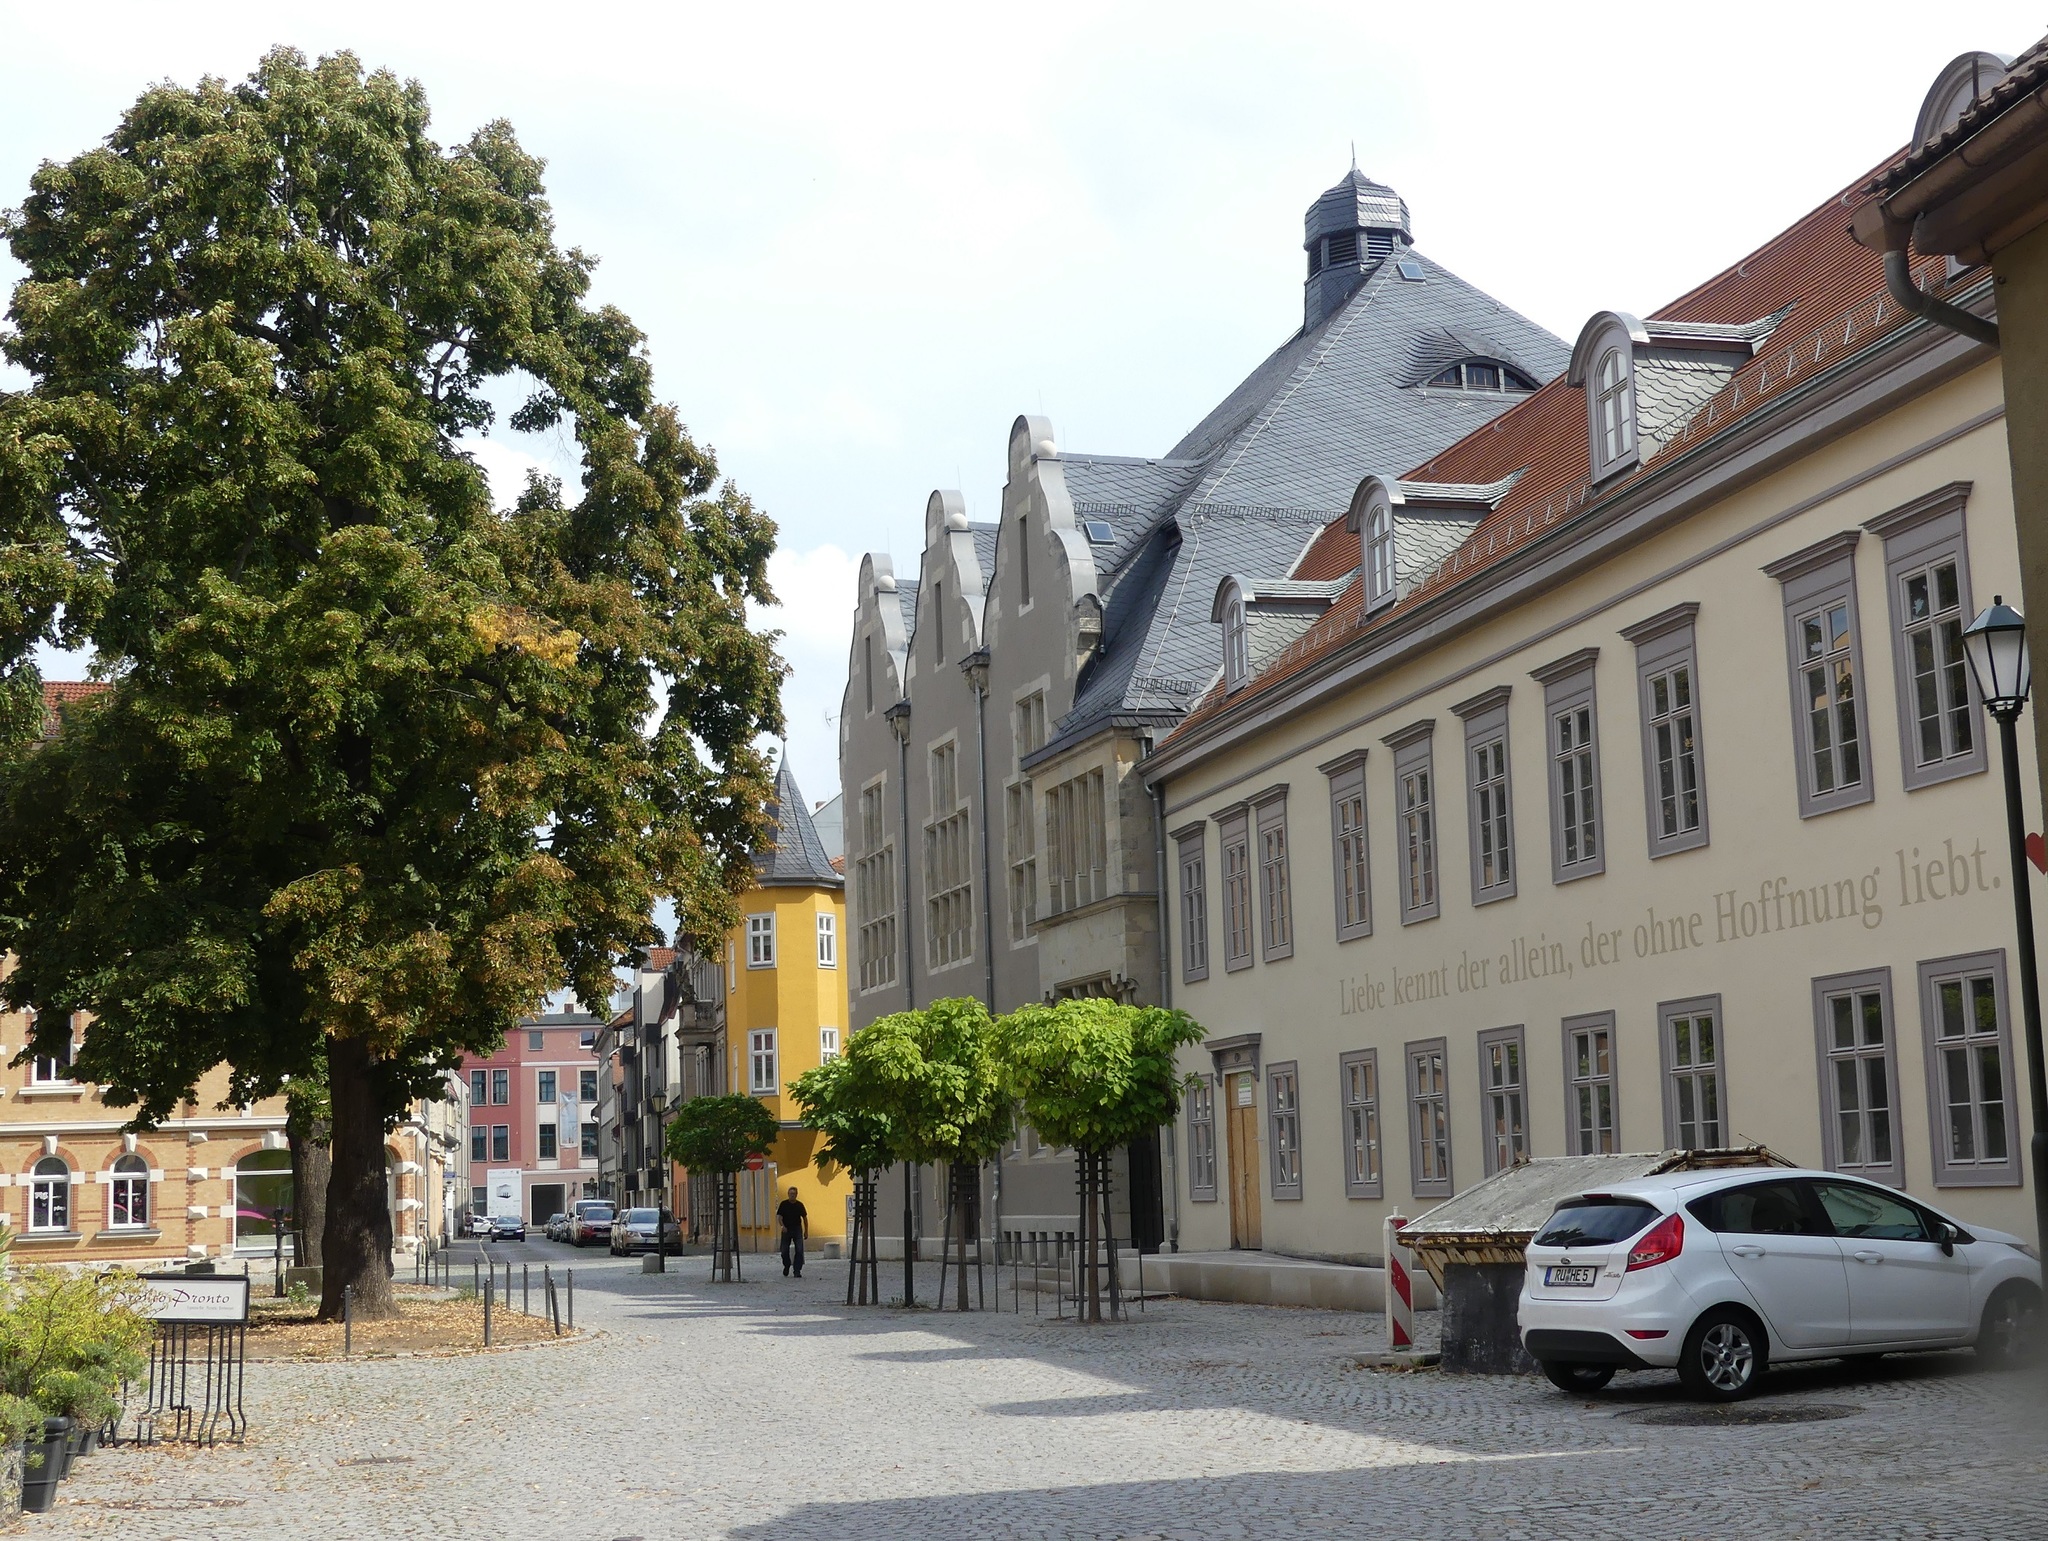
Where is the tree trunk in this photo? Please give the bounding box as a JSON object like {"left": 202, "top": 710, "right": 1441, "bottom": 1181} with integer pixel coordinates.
{"left": 289, "top": 1128, "right": 330, "bottom": 1271}
{"left": 317, "top": 1037, "right": 399, "bottom": 1321}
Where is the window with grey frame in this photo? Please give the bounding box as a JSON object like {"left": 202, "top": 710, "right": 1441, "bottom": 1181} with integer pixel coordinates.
{"left": 1175, "top": 825, "right": 1209, "bottom": 983}
{"left": 1267, "top": 1061, "right": 1302, "bottom": 1200}
{"left": 1917, "top": 950, "right": 2021, "bottom": 1187}
{"left": 1187, "top": 1074, "right": 1218, "bottom": 1201}
{"left": 1253, "top": 789, "right": 1293, "bottom": 962}
{"left": 1563, "top": 1013, "right": 1617, "bottom": 1155}
{"left": 1478, "top": 1025, "right": 1527, "bottom": 1176}
{"left": 1384, "top": 722, "right": 1438, "bottom": 924}
{"left": 1621, "top": 603, "right": 1709, "bottom": 858}
{"left": 1659, "top": 995, "right": 1726, "bottom": 1149}
{"left": 1866, "top": 484, "right": 1984, "bottom": 792}
{"left": 1339, "top": 1049, "right": 1382, "bottom": 1198}
{"left": 1219, "top": 808, "right": 1253, "bottom": 972}
{"left": 1532, "top": 649, "right": 1603, "bottom": 883}
{"left": 1453, "top": 686, "right": 1515, "bottom": 905}
{"left": 1320, "top": 751, "right": 1372, "bottom": 942}
{"left": 1406, "top": 1038, "right": 1451, "bottom": 1198}
{"left": 1811, "top": 968, "right": 1903, "bottom": 1186}
{"left": 1763, "top": 533, "right": 1873, "bottom": 818}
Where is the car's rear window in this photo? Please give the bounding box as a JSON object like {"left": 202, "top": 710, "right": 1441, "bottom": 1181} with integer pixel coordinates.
{"left": 626, "top": 1209, "right": 658, "bottom": 1222}
{"left": 1534, "top": 1197, "right": 1662, "bottom": 1247}
{"left": 579, "top": 1205, "right": 614, "bottom": 1220}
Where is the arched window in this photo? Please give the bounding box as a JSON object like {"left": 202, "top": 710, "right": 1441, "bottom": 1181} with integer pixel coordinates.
{"left": 29, "top": 1156, "right": 70, "bottom": 1233}
{"left": 1427, "top": 360, "right": 1536, "bottom": 392}
{"left": 233, "top": 1149, "right": 294, "bottom": 1252}
{"left": 1595, "top": 349, "right": 1635, "bottom": 470}
{"left": 1366, "top": 503, "right": 1396, "bottom": 609}
{"left": 1223, "top": 595, "right": 1250, "bottom": 689}
{"left": 109, "top": 1153, "right": 148, "bottom": 1229}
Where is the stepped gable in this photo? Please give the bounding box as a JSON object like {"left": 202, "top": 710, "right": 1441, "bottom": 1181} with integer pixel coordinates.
{"left": 1173, "top": 151, "right": 1978, "bottom": 739}
{"left": 754, "top": 760, "right": 844, "bottom": 889}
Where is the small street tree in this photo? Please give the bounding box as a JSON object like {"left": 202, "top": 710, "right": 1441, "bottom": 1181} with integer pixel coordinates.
{"left": 788, "top": 1052, "right": 896, "bottom": 1305}
{"left": 0, "top": 49, "right": 782, "bottom": 1320}
{"left": 844, "top": 999, "right": 1011, "bottom": 1309}
{"left": 665, "top": 1094, "right": 779, "bottom": 1282}
{"left": 997, "top": 999, "right": 1206, "bottom": 1322}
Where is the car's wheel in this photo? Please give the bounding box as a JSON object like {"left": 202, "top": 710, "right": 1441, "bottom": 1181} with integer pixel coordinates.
{"left": 1539, "top": 1361, "right": 1615, "bottom": 1394}
{"left": 1976, "top": 1282, "right": 2043, "bottom": 1371}
{"left": 1678, "top": 1306, "right": 1767, "bottom": 1401}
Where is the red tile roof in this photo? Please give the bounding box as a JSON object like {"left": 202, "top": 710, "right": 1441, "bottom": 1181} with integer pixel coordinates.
{"left": 643, "top": 947, "right": 677, "bottom": 971}
{"left": 40, "top": 681, "right": 108, "bottom": 738}
{"left": 1169, "top": 151, "right": 1978, "bottom": 742}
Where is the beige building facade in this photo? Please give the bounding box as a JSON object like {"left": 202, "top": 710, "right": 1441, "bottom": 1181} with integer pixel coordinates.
{"left": 1145, "top": 165, "right": 2041, "bottom": 1266}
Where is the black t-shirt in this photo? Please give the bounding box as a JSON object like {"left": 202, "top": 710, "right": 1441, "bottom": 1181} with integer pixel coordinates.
{"left": 776, "top": 1198, "right": 807, "bottom": 1233}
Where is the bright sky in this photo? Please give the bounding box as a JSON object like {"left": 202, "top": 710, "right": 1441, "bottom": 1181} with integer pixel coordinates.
{"left": 8, "top": 1, "right": 2041, "bottom": 811}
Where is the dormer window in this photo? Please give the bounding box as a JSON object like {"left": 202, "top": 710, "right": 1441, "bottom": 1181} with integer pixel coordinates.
{"left": 1365, "top": 502, "right": 1396, "bottom": 611}
{"left": 1595, "top": 349, "right": 1634, "bottom": 469}
{"left": 1223, "top": 591, "right": 1250, "bottom": 690}
{"left": 1427, "top": 360, "right": 1536, "bottom": 392}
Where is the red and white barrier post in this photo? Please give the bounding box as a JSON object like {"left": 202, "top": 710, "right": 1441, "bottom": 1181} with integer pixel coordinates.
{"left": 1382, "top": 1210, "right": 1413, "bottom": 1350}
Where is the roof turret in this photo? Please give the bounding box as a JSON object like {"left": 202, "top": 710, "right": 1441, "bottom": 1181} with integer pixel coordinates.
{"left": 753, "top": 760, "right": 844, "bottom": 888}
{"left": 1303, "top": 165, "right": 1413, "bottom": 332}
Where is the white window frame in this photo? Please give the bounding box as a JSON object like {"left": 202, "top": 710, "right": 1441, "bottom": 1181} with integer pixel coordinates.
{"left": 1223, "top": 589, "right": 1250, "bottom": 691}
{"left": 1218, "top": 806, "right": 1253, "bottom": 972}
{"left": 1252, "top": 787, "right": 1292, "bottom": 963}
{"left": 748, "top": 1029, "right": 780, "bottom": 1096}
{"left": 27, "top": 1012, "right": 75, "bottom": 1085}
{"left": 1384, "top": 722, "right": 1438, "bottom": 925}
{"left": 108, "top": 1153, "right": 150, "bottom": 1230}
{"left": 816, "top": 912, "right": 838, "bottom": 969}
{"left": 1533, "top": 649, "right": 1604, "bottom": 884}
{"left": 1764, "top": 532, "right": 1873, "bottom": 819}
{"left": 1594, "top": 348, "right": 1635, "bottom": 473}
{"left": 1918, "top": 950, "right": 2021, "bottom": 1187}
{"left": 1339, "top": 1048, "right": 1382, "bottom": 1199}
{"left": 1478, "top": 1025, "right": 1528, "bottom": 1176}
{"left": 1452, "top": 687, "right": 1515, "bottom": 906}
{"left": 1187, "top": 1074, "right": 1217, "bottom": 1201}
{"left": 29, "top": 1157, "right": 70, "bottom": 1234}
{"left": 746, "top": 913, "right": 776, "bottom": 969}
{"left": 1866, "top": 484, "right": 1984, "bottom": 791}
{"left": 1267, "top": 1061, "right": 1302, "bottom": 1201}
{"left": 1174, "top": 823, "right": 1209, "bottom": 983}
{"left": 1622, "top": 603, "right": 1710, "bottom": 859}
{"left": 1659, "top": 995, "right": 1727, "bottom": 1149}
{"left": 1812, "top": 967, "right": 1904, "bottom": 1187}
{"left": 1365, "top": 501, "right": 1396, "bottom": 611}
{"left": 1321, "top": 751, "right": 1372, "bottom": 943}
{"left": 1406, "top": 1038, "right": 1452, "bottom": 1198}
{"left": 820, "top": 1026, "right": 840, "bottom": 1064}
{"left": 1563, "top": 1013, "right": 1618, "bottom": 1155}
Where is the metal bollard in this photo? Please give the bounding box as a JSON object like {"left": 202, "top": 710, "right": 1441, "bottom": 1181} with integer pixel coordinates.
{"left": 473, "top": 1260, "right": 480, "bottom": 1297}
{"left": 567, "top": 1269, "right": 574, "bottom": 1330}
{"left": 343, "top": 1284, "right": 353, "bottom": 1357}
{"left": 523, "top": 1264, "right": 529, "bottom": 1317}
{"left": 483, "top": 1269, "right": 493, "bottom": 1347}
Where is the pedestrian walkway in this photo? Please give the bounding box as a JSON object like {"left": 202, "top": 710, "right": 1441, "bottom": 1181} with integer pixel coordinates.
{"left": 30, "top": 1245, "right": 2048, "bottom": 1539}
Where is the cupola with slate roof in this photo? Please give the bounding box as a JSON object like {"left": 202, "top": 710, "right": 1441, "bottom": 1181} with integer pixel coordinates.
{"left": 1304, "top": 163, "right": 1414, "bottom": 331}
{"left": 754, "top": 759, "right": 844, "bottom": 890}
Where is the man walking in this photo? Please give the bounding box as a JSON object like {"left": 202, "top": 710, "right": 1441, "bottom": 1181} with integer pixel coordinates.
{"left": 777, "top": 1186, "right": 809, "bottom": 1278}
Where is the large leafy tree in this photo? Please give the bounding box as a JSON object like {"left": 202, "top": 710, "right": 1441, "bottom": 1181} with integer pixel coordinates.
{"left": 997, "top": 999, "right": 1205, "bottom": 1320}
{"left": 0, "top": 50, "right": 781, "bottom": 1317}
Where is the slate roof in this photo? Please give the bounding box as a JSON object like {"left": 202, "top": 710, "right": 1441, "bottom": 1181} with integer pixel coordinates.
{"left": 1168, "top": 152, "right": 1981, "bottom": 744}
{"left": 1030, "top": 217, "right": 1568, "bottom": 759}
{"left": 754, "top": 760, "right": 844, "bottom": 888}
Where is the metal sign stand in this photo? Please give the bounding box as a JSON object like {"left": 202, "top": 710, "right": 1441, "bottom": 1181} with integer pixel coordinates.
{"left": 133, "top": 1273, "right": 251, "bottom": 1447}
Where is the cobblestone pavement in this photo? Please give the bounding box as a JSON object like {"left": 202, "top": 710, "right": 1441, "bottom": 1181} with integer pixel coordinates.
{"left": 31, "top": 1242, "right": 2048, "bottom": 1540}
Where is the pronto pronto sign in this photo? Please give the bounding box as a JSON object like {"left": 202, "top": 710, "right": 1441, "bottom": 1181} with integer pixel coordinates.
{"left": 139, "top": 1273, "right": 251, "bottom": 1324}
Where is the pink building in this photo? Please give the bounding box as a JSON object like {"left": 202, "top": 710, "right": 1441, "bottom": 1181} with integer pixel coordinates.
{"left": 459, "top": 1009, "right": 604, "bottom": 1226}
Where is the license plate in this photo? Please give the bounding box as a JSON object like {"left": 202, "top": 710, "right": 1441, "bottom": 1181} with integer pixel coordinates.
{"left": 1545, "top": 1264, "right": 1598, "bottom": 1287}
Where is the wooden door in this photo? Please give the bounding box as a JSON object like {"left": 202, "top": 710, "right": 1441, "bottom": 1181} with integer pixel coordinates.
{"left": 1225, "top": 1071, "right": 1262, "bottom": 1250}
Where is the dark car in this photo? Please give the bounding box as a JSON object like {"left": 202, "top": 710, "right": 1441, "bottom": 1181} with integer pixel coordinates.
{"left": 488, "top": 1214, "right": 527, "bottom": 1242}
{"left": 543, "top": 1212, "right": 568, "bottom": 1242}
{"left": 609, "top": 1208, "right": 681, "bottom": 1255}
{"left": 568, "top": 1201, "right": 615, "bottom": 1246}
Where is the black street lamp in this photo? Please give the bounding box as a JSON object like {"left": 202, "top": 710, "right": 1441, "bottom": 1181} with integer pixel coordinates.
{"left": 650, "top": 1088, "right": 671, "bottom": 1273}
{"left": 1960, "top": 595, "right": 2048, "bottom": 1260}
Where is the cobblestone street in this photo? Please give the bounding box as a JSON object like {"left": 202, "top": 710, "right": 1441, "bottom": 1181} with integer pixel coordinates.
{"left": 33, "top": 1244, "right": 2048, "bottom": 1540}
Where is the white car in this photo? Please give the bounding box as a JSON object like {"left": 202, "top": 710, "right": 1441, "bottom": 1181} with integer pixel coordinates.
{"left": 1521, "top": 1168, "right": 2041, "bottom": 1399}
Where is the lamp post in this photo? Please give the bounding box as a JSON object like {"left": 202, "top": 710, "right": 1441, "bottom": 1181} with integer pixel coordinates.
{"left": 650, "top": 1089, "right": 670, "bottom": 1273}
{"left": 1960, "top": 596, "right": 2048, "bottom": 1260}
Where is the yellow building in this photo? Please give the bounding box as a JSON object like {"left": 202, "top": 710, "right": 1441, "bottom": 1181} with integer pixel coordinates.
{"left": 723, "top": 763, "right": 852, "bottom": 1253}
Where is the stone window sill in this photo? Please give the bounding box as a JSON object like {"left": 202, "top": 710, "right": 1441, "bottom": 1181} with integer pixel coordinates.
{"left": 94, "top": 1227, "right": 161, "bottom": 1242}
{"left": 17, "top": 1231, "right": 82, "bottom": 1243}
{"left": 17, "top": 1085, "right": 87, "bottom": 1098}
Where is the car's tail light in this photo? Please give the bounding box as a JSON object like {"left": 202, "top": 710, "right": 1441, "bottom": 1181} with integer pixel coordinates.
{"left": 1625, "top": 1212, "right": 1684, "bottom": 1272}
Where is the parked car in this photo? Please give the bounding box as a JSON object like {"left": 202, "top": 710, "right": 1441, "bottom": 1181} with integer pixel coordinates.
{"left": 488, "top": 1214, "right": 527, "bottom": 1242}
{"left": 609, "top": 1208, "right": 681, "bottom": 1255}
{"left": 543, "top": 1212, "right": 569, "bottom": 1242}
{"left": 568, "top": 1200, "right": 616, "bottom": 1247}
{"left": 464, "top": 1212, "right": 491, "bottom": 1238}
{"left": 1521, "top": 1168, "right": 2042, "bottom": 1400}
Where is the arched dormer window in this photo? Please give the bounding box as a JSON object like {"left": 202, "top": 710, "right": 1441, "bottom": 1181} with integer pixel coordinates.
{"left": 1365, "top": 501, "right": 1396, "bottom": 611}
{"left": 1223, "top": 588, "right": 1250, "bottom": 690}
{"left": 1595, "top": 349, "right": 1634, "bottom": 470}
{"left": 1427, "top": 359, "right": 1536, "bottom": 392}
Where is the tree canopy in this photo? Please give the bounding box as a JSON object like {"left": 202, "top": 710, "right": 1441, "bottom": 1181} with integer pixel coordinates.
{"left": 665, "top": 1094, "right": 780, "bottom": 1175}
{"left": 0, "top": 49, "right": 783, "bottom": 1314}
{"left": 841, "top": 998, "right": 1012, "bottom": 1168}
{"left": 996, "top": 999, "right": 1207, "bottom": 1154}
{"left": 787, "top": 1051, "right": 897, "bottom": 1178}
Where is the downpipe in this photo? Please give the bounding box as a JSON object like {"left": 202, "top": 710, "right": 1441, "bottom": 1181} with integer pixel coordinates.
{"left": 1883, "top": 247, "right": 1999, "bottom": 349}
